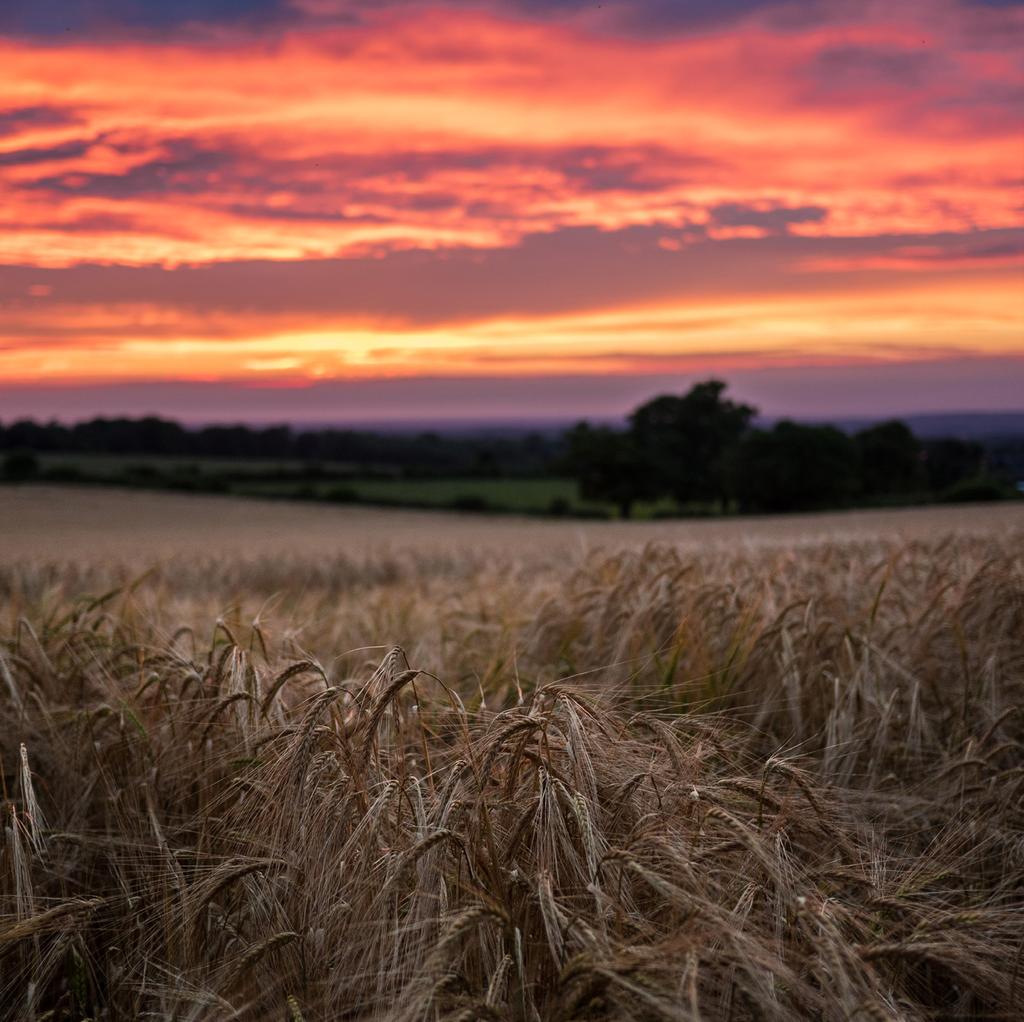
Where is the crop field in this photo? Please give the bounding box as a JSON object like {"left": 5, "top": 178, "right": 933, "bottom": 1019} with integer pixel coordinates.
{"left": 32, "top": 454, "right": 676, "bottom": 516}
{"left": 235, "top": 476, "right": 642, "bottom": 516}
{"left": 230, "top": 475, "right": 608, "bottom": 514}
{"left": 1, "top": 488, "right": 1023, "bottom": 1020}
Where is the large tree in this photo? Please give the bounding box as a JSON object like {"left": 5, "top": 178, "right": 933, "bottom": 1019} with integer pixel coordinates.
{"left": 629, "top": 380, "right": 756, "bottom": 508}
{"left": 923, "top": 437, "right": 985, "bottom": 493}
{"left": 854, "top": 419, "right": 924, "bottom": 496}
{"left": 733, "top": 421, "right": 861, "bottom": 513}
{"left": 565, "top": 422, "right": 657, "bottom": 519}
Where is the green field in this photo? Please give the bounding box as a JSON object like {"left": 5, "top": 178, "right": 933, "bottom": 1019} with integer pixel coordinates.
{"left": 32, "top": 453, "right": 690, "bottom": 518}
{"left": 235, "top": 475, "right": 685, "bottom": 516}
{"left": 239, "top": 474, "right": 575, "bottom": 508}
{"left": 28, "top": 451, "right": 998, "bottom": 519}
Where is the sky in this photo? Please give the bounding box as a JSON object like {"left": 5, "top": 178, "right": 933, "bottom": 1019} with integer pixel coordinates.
{"left": 0, "top": 0, "right": 1022, "bottom": 423}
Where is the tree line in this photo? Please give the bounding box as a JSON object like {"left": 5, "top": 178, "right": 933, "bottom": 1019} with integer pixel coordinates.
{"left": 566, "top": 380, "right": 1003, "bottom": 517}
{"left": 0, "top": 416, "right": 559, "bottom": 476}
{"left": 1, "top": 382, "right": 1015, "bottom": 516}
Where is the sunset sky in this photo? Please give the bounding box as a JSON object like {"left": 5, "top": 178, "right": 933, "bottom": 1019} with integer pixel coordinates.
{"left": 1, "top": 0, "right": 1022, "bottom": 423}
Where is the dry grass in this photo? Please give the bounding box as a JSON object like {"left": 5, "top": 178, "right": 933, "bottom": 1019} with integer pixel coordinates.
{"left": 1, "top": 508, "right": 1023, "bottom": 1020}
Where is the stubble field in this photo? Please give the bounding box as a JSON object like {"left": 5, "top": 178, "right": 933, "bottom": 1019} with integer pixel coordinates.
{"left": 1, "top": 488, "right": 1022, "bottom": 1020}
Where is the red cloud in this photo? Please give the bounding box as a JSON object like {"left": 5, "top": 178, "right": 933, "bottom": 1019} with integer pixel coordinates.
{"left": 0, "top": 0, "right": 1021, "bottom": 399}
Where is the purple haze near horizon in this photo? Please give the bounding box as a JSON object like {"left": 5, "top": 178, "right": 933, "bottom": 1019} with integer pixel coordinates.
{"left": 3, "top": 357, "right": 1022, "bottom": 426}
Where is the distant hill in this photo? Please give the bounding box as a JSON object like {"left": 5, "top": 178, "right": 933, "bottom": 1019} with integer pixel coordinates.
{"left": 819, "top": 412, "right": 1024, "bottom": 441}
{"left": 282, "top": 411, "right": 1024, "bottom": 440}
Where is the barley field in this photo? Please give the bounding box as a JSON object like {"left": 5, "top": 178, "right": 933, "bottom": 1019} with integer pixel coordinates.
{"left": 2, "top": 489, "right": 1023, "bottom": 1020}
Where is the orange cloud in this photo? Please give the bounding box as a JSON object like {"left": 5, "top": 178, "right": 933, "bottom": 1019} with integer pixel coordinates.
{"left": 0, "top": 0, "right": 1021, "bottom": 403}
{"left": 1, "top": 272, "right": 1019, "bottom": 387}
{"left": 2, "top": 7, "right": 1021, "bottom": 266}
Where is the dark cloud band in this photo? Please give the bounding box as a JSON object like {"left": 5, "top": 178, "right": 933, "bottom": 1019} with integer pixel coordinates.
{"left": 2, "top": 226, "right": 1020, "bottom": 326}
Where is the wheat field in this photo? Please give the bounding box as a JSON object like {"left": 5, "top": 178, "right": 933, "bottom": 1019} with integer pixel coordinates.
{"left": 1, "top": 489, "right": 1022, "bottom": 1020}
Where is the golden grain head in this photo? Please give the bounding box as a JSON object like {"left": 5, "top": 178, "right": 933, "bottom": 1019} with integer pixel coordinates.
{"left": 1, "top": 516, "right": 1022, "bottom": 1020}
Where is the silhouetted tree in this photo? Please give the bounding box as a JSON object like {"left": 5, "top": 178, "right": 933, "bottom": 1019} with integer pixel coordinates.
{"left": 923, "top": 438, "right": 985, "bottom": 493}
{"left": 854, "top": 420, "right": 924, "bottom": 496}
{"left": 71, "top": 416, "right": 188, "bottom": 454}
{"left": 3, "top": 419, "right": 69, "bottom": 451}
{"left": 733, "top": 422, "right": 860, "bottom": 513}
{"left": 565, "top": 423, "right": 656, "bottom": 518}
{"left": 0, "top": 416, "right": 564, "bottom": 477}
{"left": 629, "top": 380, "right": 756, "bottom": 508}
